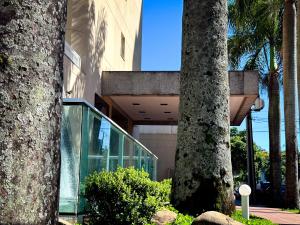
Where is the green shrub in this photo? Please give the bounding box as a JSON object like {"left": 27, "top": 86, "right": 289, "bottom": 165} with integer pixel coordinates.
{"left": 84, "top": 167, "right": 171, "bottom": 225}
{"left": 168, "top": 213, "right": 194, "bottom": 225}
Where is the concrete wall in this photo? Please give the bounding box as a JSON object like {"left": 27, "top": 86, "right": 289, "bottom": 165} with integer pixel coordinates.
{"left": 102, "top": 71, "right": 258, "bottom": 96}
{"left": 63, "top": 0, "right": 142, "bottom": 104}
{"left": 102, "top": 71, "right": 259, "bottom": 126}
{"left": 140, "top": 133, "right": 177, "bottom": 181}
{"left": 134, "top": 125, "right": 178, "bottom": 181}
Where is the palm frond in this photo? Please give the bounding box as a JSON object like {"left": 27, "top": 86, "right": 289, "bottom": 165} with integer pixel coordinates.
{"left": 228, "top": 31, "right": 266, "bottom": 70}
{"left": 228, "top": 0, "right": 284, "bottom": 89}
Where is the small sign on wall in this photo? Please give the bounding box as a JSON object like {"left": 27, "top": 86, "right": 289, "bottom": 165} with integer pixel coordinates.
{"left": 64, "top": 42, "right": 81, "bottom": 69}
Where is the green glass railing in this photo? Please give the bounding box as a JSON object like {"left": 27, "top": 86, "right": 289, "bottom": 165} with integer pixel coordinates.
{"left": 59, "top": 99, "right": 158, "bottom": 215}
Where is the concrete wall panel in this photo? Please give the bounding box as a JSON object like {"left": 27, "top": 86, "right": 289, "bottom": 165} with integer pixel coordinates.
{"left": 139, "top": 133, "right": 177, "bottom": 181}
{"left": 63, "top": 0, "right": 142, "bottom": 104}
{"left": 102, "top": 71, "right": 259, "bottom": 96}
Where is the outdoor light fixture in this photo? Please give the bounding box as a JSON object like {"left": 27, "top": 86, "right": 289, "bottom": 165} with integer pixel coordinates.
{"left": 239, "top": 184, "right": 251, "bottom": 220}
{"left": 253, "top": 97, "right": 264, "bottom": 111}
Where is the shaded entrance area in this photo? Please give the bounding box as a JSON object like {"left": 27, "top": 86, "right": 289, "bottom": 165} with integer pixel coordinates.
{"left": 101, "top": 71, "right": 259, "bottom": 181}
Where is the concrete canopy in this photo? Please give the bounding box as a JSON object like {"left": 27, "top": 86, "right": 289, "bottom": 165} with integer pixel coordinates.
{"left": 101, "top": 71, "right": 259, "bottom": 126}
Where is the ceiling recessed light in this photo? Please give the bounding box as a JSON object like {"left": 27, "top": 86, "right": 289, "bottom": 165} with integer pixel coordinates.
{"left": 164, "top": 112, "right": 171, "bottom": 114}
{"left": 160, "top": 103, "right": 168, "bottom": 106}
{"left": 139, "top": 111, "right": 146, "bottom": 114}
{"left": 144, "top": 118, "right": 151, "bottom": 120}
{"left": 132, "top": 103, "right": 140, "bottom": 105}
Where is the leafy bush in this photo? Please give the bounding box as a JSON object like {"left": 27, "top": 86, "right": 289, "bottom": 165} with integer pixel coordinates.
{"left": 84, "top": 167, "right": 171, "bottom": 225}
{"left": 168, "top": 213, "right": 194, "bottom": 225}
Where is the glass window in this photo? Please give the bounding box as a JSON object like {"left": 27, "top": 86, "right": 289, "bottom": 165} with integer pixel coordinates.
{"left": 59, "top": 101, "right": 158, "bottom": 215}
{"left": 109, "top": 127, "right": 123, "bottom": 171}
{"left": 59, "top": 105, "right": 82, "bottom": 213}
{"left": 123, "top": 137, "right": 134, "bottom": 167}
{"left": 88, "top": 115, "right": 110, "bottom": 173}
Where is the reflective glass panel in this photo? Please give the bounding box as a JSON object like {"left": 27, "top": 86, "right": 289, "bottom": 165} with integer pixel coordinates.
{"left": 59, "top": 105, "right": 82, "bottom": 213}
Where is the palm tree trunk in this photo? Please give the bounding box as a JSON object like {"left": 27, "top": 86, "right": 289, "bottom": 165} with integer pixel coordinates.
{"left": 268, "top": 73, "right": 282, "bottom": 206}
{"left": 171, "top": 0, "right": 235, "bottom": 215}
{"left": 268, "top": 45, "right": 282, "bottom": 206}
{"left": 0, "top": 1, "right": 67, "bottom": 223}
{"left": 283, "top": 0, "right": 300, "bottom": 209}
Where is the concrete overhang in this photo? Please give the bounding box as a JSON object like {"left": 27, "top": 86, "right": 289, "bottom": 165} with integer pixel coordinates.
{"left": 102, "top": 71, "right": 259, "bottom": 126}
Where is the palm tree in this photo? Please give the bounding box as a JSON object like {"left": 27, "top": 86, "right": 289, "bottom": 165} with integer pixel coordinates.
{"left": 0, "top": 0, "right": 67, "bottom": 223}
{"left": 171, "top": 0, "right": 235, "bottom": 215}
{"left": 228, "top": 0, "right": 283, "bottom": 206}
{"left": 283, "top": 0, "right": 299, "bottom": 209}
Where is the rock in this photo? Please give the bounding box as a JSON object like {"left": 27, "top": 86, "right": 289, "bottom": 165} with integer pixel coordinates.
{"left": 58, "top": 218, "right": 73, "bottom": 225}
{"left": 192, "top": 211, "right": 243, "bottom": 225}
{"left": 151, "top": 209, "right": 177, "bottom": 225}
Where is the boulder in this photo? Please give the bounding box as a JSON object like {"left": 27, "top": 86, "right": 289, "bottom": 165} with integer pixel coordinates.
{"left": 58, "top": 218, "right": 73, "bottom": 225}
{"left": 151, "top": 209, "right": 177, "bottom": 225}
{"left": 192, "top": 211, "right": 243, "bottom": 225}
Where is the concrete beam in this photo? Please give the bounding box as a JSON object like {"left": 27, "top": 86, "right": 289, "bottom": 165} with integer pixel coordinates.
{"left": 102, "top": 71, "right": 259, "bottom": 96}
{"left": 133, "top": 120, "right": 178, "bottom": 126}
{"left": 232, "top": 96, "right": 257, "bottom": 126}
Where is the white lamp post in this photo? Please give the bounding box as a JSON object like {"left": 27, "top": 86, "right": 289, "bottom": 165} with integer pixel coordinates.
{"left": 239, "top": 184, "right": 251, "bottom": 220}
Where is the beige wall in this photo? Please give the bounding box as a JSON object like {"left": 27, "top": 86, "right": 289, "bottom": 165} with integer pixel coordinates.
{"left": 134, "top": 125, "right": 178, "bottom": 181}
{"left": 63, "top": 0, "right": 142, "bottom": 104}
{"left": 139, "top": 133, "right": 177, "bottom": 181}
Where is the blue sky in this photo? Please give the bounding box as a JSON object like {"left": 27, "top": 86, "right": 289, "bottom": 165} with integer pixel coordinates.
{"left": 141, "top": 0, "right": 293, "bottom": 151}
{"left": 142, "top": 0, "right": 182, "bottom": 71}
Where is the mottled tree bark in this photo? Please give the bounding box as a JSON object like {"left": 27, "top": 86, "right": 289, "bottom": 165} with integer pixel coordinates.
{"left": 283, "top": 0, "right": 300, "bottom": 209}
{"left": 0, "top": 1, "right": 67, "bottom": 224}
{"left": 268, "top": 47, "right": 282, "bottom": 206}
{"left": 171, "top": 0, "right": 235, "bottom": 215}
{"left": 297, "top": 0, "right": 300, "bottom": 192}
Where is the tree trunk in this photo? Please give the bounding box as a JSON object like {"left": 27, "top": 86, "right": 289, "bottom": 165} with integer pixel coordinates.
{"left": 283, "top": 0, "right": 300, "bottom": 209}
{"left": 297, "top": 0, "right": 300, "bottom": 190}
{"left": 0, "top": 1, "right": 67, "bottom": 224}
{"left": 171, "top": 0, "right": 235, "bottom": 215}
{"left": 268, "top": 45, "right": 282, "bottom": 207}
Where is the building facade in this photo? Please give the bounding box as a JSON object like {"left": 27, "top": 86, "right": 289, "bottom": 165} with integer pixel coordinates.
{"left": 63, "top": 0, "right": 142, "bottom": 132}
{"left": 60, "top": 0, "right": 148, "bottom": 218}
{"left": 61, "top": 1, "right": 260, "bottom": 218}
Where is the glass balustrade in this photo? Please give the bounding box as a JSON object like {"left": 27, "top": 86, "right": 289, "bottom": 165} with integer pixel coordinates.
{"left": 59, "top": 99, "right": 158, "bottom": 215}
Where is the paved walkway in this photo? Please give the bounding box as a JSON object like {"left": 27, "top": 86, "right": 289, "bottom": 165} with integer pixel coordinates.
{"left": 246, "top": 206, "right": 300, "bottom": 225}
